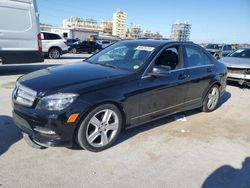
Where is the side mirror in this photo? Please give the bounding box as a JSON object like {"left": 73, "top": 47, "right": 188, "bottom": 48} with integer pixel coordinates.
{"left": 149, "top": 65, "right": 171, "bottom": 77}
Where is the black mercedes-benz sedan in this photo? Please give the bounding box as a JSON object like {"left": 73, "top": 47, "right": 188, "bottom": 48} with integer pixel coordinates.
{"left": 12, "top": 40, "right": 227, "bottom": 152}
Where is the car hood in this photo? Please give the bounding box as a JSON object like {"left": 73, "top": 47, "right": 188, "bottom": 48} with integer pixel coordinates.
{"left": 219, "top": 57, "right": 250, "bottom": 68}
{"left": 18, "top": 62, "right": 132, "bottom": 94}
{"left": 205, "top": 48, "right": 220, "bottom": 53}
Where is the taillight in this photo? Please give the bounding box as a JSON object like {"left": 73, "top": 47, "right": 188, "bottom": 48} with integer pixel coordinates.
{"left": 37, "top": 33, "right": 42, "bottom": 52}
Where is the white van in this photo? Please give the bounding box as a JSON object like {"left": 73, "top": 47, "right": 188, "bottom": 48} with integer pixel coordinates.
{"left": 0, "top": 0, "right": 44, "bottom": 64}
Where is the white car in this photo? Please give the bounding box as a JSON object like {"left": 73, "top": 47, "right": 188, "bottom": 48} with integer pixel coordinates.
{"left": 41, "top": 32, "right": 68, "bottom": 59}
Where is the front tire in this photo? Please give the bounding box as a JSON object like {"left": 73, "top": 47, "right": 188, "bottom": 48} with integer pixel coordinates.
{"left": 49, "top": 48, "right": 61, "bottom": 59}
{"left": 77, "top": 104, "right": 123, "bottom": 152}
{"left": 202, "top": 85, "right": 220, "bottom": 112}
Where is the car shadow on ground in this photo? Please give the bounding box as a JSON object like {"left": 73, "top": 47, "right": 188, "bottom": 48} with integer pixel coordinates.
{"left": 0, "top": 64, "right": 60, "bottom": 76}
{"left": 0, "top": 115, "right": 23, "bottom": 156}
{"left": 217, "top": 91, "right": 231, "bottom": 108}
{"left": 202, "top": 157, "right": 250, "bottom": 188}
{"left": 115, "top": 91, "right": 231, "bottom": 147}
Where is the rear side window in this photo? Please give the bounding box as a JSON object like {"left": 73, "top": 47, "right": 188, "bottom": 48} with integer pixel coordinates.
{"left": 184, "top": 46, "right": 212, "bottom": 67}
{"left": 42, "top": 33, "right": 62, "bottom": 40}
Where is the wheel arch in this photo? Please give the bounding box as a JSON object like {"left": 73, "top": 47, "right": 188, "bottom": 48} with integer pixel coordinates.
{"left": 202, "top": 81, "right": 221, "bottom": 100}
{"left": 72, "top": 100, "right": 127, "bottom": 144}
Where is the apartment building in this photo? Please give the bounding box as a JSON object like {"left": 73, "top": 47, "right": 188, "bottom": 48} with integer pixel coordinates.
{"left": 100, "top": 20, "right": 113, "bottom": 35}
{"left": 112, "top": 10, "right": 127, "bottom": 38}
{"left": 170, "top": 20, "right": 191, "bottom": 41}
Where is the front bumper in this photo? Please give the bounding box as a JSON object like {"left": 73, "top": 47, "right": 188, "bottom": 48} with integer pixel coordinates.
{"left": 12, "top": 100, "right": 91, "bottom": 147}
{"left": 227, "top": 72, "right": 250, "bottom": 82}
{"left": 13, "top": 110, "right": 75, "bottom": 147}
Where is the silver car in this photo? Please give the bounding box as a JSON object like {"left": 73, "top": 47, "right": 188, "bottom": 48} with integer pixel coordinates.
{"left": 220, "top": 48, "right": 250, "bottom": 86}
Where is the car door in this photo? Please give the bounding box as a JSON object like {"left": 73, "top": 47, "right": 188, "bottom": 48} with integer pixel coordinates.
{"left": 131, "top": 45, "right": 189, "bottom": 124}
{"left": 77, "top": 41, "right": 87, "bottom": 52}
{"left": 183, "top": 44, "right": 215, "bottom": 109}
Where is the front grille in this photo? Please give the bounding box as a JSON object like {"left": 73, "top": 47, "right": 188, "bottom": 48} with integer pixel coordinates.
{"left": 227, "top": 67, "right": 249, "bottom": 75}
{"left": 13, "top": 84, "right": 37, "bottom": 107}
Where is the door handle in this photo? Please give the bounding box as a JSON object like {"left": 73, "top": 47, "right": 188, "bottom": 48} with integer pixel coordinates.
{"left": 207, "top": 67, "right": 213, "bottom": 73}
{"left": 178, "top": 74, "right": 189, "bottom": 80}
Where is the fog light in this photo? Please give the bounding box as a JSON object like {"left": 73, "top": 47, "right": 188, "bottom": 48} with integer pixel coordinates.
{"left": 67, "top": 113, "right": 80, "bottom": 123}
{"left": 34, "top": 127, "right": 56, "bottom": 135}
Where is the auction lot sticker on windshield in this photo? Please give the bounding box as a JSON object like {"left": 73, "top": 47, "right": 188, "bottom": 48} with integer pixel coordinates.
{"left": 135, "top": 46, "right": 155, "bottom": 52}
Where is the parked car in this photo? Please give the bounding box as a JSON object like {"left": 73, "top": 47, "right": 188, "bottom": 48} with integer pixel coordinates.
{"left": 220, "top": 48, "right": 250, "bottom": 86}
{"left": 12, "top": 40, "right": 227, "bottom": 152}
{"left": 0, "top": 0, "right": 44, "bottom": 64}
{"left": 205, "top": 44, "right": 233, "bottom": 59}
{"left": 41, "top": 32, "right": 68, "bottom": 59}
{"left": 97, "top": 40, "right": 113, "bottom": 48}
{"left": 69, "top": 41, "right": 102, "bottom": 54}
{"left": 67, "top": 38, "right": 79, "bottom": 46}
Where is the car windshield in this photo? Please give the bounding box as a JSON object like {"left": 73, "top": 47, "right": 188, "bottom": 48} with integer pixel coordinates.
{"left": 87, "top": 41, "right": 157, "bottom": 71}
{"left": 206, "top": 44, "right": 221, "bottom": 50}
{"left": 229, "top": 49, "right": 250, "bottom": 58}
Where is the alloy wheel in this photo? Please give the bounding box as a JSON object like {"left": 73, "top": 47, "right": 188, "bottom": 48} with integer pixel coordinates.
{"left": 50, "top": 49, "right": 60, "bottom": 59}
{"left": 207, "top": 87, "right": 219, "bottom": 110}
{"left": 86, "top": 109, "right": 119, "bottom": 148}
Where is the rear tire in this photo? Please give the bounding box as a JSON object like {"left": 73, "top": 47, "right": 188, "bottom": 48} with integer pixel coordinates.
{"left": 71, "top": 48, "right": 77, "bottom": 54}
{"left": 23, "top": 134, "right": 47, "bottom": 149}
{"left": 202, "top": 85, "right": 220, "bottom": 112}
{"left": 77, "top": 104, "right": 123, "bottom": 152}
{"left": 49, "top": 48, "right": 61, "bottom": 59}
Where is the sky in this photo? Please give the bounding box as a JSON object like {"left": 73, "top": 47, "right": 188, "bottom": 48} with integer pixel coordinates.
{"left": 37, "top": 0, "right": 250, "bottom": 44}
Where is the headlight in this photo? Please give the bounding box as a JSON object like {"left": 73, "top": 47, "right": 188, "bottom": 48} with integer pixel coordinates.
{"left": 37, "top": 93, "right": 78, "bottom": 111}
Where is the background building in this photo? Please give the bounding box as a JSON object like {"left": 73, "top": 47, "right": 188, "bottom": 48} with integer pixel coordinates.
{"left": 51, "top": 27, "right": 98, "bottom": 41}
{"left": 100, "top": 20, "right": 113, "bottom": 35}
{"left": 127, "top": 23, "right": 142, "bottom": 39}
{"left": 63, "top": 17, "right": 102, "bottom": 32}
{"left": 41, "top": 24, "right": 98, "bottom": 41}
{"left": 112, "top": 10, "right": 127, "bottom": 38}
{"left": 170, "top": 20, "right": 191, "bottom": 41}
{"left": 143, "top": 29, "right": 163, "bottom": 39}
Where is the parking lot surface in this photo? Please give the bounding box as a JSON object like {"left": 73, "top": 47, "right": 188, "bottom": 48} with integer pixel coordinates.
{"left": 1, "top": 54, "right": 250, "bottom": 188}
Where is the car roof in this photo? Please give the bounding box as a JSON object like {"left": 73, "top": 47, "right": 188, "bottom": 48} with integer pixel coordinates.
{"left": 120, "top": 39, "right": 194, "bottom": 47}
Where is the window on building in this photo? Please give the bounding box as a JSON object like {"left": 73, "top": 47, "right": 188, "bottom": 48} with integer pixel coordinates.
{"left": 63, "top": 33, "right": 68, "bottom": 38}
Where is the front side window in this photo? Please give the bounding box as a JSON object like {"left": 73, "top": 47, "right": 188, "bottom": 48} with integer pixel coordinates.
{"left": 155, "top": 46, "right": 180, "bottom": 70}
{"left": 87, "top": 42, "right": 157, "bottom": 71}
{"left": 185, "top": 46, "right": 212, "bottom": 67}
